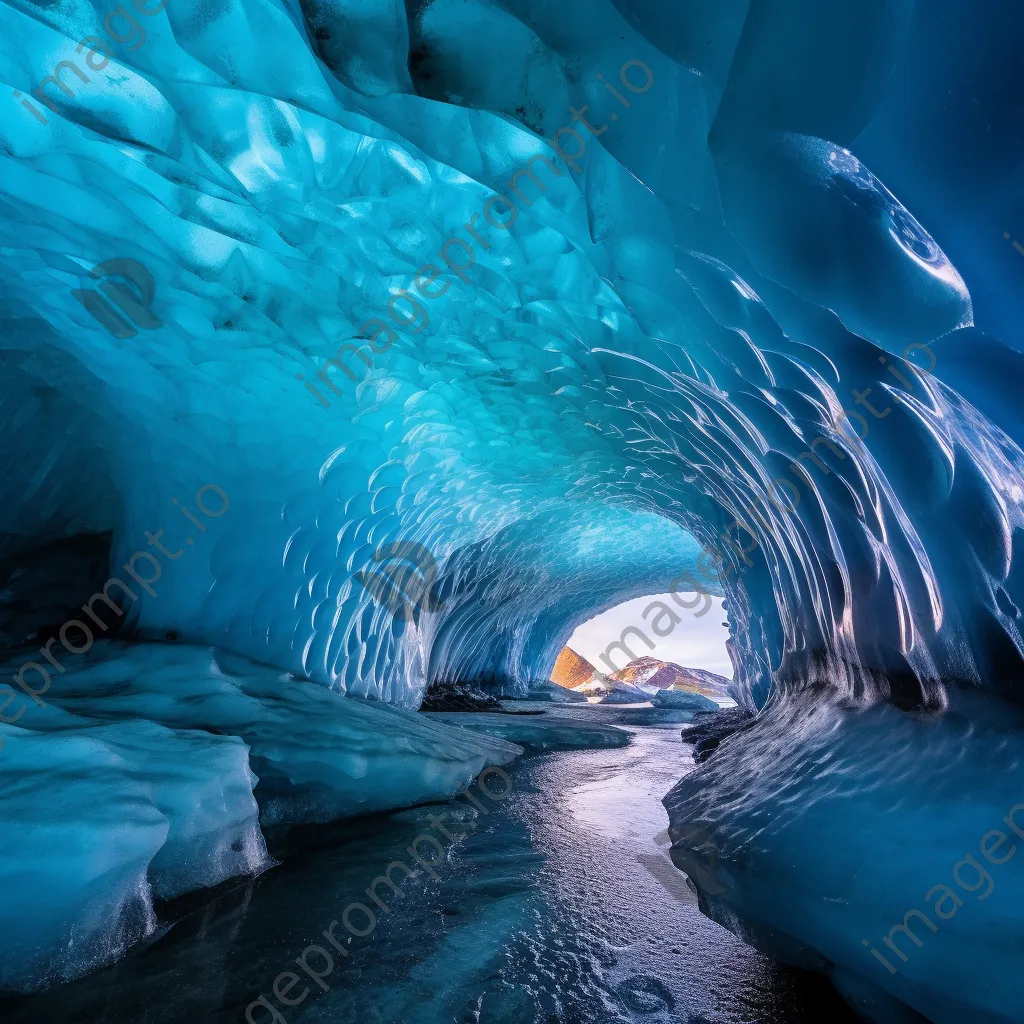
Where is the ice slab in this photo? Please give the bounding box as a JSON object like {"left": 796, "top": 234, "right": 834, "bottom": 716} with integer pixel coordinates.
{"left": 0, "top": 717, "right": 266, "bottom": 994}
{"left": 422, "top": 711, "right": 630, "bottom": 751}
{"left": 597, "top": 681, "right": 655, "bottom": 704}
{"left": 523, "top": 680, "right": 588, "bottom": 703}
{"left": 650, "top": 689, "right": 720, "bottom": 712}
{"left": 4, "top": 642, "right": 524, "bottom": 826}
{"left": 665, "top": 691, "right": 1024, "bottom": 1024}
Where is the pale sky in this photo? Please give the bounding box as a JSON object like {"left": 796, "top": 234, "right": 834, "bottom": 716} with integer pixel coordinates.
{"left": 566, "top": 593, "right": 733, "bottom": 678}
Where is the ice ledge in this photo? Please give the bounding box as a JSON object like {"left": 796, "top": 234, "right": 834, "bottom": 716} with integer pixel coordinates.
{"left": 0, "top": 641, "right": 523, "bottom": 993}
{"left": 664, "top": 690, "right": 1024, "bottom": 1024}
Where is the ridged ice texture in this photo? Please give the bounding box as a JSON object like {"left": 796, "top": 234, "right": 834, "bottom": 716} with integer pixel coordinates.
{"left": 2, "top": 0, "right": 1024, "bottom": 712}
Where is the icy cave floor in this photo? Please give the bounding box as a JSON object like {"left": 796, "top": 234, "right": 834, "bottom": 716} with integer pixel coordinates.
{"left": 0, "top": 713, "right": 855, "bottom": 1024}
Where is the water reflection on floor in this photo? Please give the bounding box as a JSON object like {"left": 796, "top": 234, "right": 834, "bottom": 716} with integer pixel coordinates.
{"left": 1, "top": 708, "right": 856, "bottom": 1024}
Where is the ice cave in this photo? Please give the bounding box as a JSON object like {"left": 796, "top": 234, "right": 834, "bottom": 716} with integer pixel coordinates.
{"left": 1, "top": 0, "right": 1023, "bottom": 1021}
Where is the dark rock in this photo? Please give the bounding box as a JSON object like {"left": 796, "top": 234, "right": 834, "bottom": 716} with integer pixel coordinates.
{"left": 682, "top": 707, "right": 756, "bottom": 763}
{"left": 419, "top": 680, "right": 502, "bottom": 712}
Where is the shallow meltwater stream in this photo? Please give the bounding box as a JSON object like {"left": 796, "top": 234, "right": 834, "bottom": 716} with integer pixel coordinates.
{"left": 3, "top": 709, "right": 855, "bottom": 1024}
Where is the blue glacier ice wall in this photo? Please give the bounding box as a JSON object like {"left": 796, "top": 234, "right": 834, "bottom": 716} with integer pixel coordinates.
{"left": 1, "top": 0, "right": 1024, "bottom": 721}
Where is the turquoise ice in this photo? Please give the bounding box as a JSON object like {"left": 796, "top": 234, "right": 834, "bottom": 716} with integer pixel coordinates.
{"left": 2, "top": 0, "right": 1024, "bottom": 1018}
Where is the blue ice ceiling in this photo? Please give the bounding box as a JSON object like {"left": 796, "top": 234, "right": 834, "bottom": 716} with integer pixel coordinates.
{"left": 2, "top": 0, "right": 1024, "bottom": 715}
{"left": 5, "top": 0, "right": 1024, "bottom": 1017}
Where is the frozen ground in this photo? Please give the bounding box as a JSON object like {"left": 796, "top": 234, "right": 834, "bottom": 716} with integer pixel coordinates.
{"left": 0, "top": 714, "right": 855, "bottom": 1024}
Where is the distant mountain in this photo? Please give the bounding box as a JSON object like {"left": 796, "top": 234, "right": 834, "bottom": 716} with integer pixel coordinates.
{"left": 610, "top": 656, "right": 732, "bottom": 698}
{"left": 550, "top": 646, "right": 604, "bottom": 690}
{"left": 549, "top": 648, "right": 655, "bottom": 704}
{"left": 549, "top": 648, "right": 731, "bottom": 705}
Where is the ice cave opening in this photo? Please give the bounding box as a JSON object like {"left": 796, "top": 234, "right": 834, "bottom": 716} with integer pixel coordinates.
{"left": 550, "top": 589, "right": 734, "bottom": 704}
{"left": 564, "top": 591, "right": 733, "bottom": 678}
{"left": 3, "top": 0, "right": 1024, "bottom": 1022}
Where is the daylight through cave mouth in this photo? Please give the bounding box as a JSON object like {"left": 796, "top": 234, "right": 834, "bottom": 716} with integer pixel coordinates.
{"left": 561, "top": 590, "right": 732, "bottom": 683}
{"left": 3, "top": 1, "right": 1024, "bottom": 1020}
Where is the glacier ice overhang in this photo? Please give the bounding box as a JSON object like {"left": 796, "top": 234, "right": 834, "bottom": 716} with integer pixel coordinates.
{"left": 0, "top": 0, "right": 1023, "bottom": 722}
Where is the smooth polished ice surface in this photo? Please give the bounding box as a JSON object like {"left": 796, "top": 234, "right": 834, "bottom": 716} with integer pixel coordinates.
{"left": 664, "top": 690, "right": 1024, "bottom": 1024}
